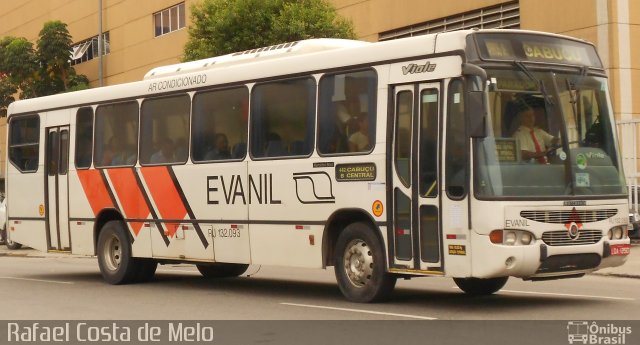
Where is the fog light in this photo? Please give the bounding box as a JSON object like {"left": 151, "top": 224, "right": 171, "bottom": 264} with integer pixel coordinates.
{"left": 521, "top": 232, "right": 532, "bottom": 245}
{"left": 505, "top": 231, "right": 517, "bottom": 245}
{"left": 505, "top": 256, "right": 516, "bottom": 269}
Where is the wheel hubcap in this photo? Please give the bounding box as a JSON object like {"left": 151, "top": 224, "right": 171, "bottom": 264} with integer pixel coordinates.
{"left": 102, "top": 234, "right": 122, "bottom": 272}
{"left": 343, "top": 239, "right": 374, "bottom": 287}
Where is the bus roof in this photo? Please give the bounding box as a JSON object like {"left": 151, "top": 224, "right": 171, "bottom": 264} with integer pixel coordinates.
{"left": 6, "top": 29, "right": 594, "bottom": 117}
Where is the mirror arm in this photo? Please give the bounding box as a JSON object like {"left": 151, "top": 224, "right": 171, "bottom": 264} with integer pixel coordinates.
{"left": 462, "top": 63, "right": 487, "bottom": 85}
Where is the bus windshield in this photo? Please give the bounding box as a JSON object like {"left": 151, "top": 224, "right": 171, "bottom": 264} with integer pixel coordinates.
{"left": 474, "top": 68, "right": 626, "bottom": 198}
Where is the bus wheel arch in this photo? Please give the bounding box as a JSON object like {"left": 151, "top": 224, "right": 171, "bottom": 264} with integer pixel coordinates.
{"left": 93, "top": 208, "right": 125, "bottom": 254}
{"left": 322, "top": 208, "right": 384, "bottom": 268}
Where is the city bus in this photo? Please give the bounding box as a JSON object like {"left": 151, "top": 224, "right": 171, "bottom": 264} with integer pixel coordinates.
{"left": 5, "top": 29, "right": 631, "bottom": 302}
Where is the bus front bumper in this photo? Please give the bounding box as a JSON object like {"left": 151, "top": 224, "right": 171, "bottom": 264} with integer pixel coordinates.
{"left": 470, "top": 233, "right": 630, "bottom": 280}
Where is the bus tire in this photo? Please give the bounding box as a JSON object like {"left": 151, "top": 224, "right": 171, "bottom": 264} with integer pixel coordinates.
{"left": 453, "top": 276, "right": 508, "bottom": 296}
{"left": 97, "top": 220, "right": 139, "bottom": 285}
{"left": 334, "top": 222, "right": 396, "bottom": 303}
{"left": 5, "top": 231, "right": 23, "bottom": 250}
{"left": 135, "top": 259, "right": 158, "bottom": 283}
{"left": 196, "top": 263, "right": 249, "bottom": 278}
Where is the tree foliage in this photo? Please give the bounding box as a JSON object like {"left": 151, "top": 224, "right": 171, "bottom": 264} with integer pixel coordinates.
{"left": 183, "top": 0, "right": 356, "bottom": 61}
{"left": 0, "top": 20, "right": 89, "bottom": 116}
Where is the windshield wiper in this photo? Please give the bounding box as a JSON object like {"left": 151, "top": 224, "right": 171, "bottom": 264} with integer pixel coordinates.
{"left": 514, "top": 60, "right": 554, "bottom": 106}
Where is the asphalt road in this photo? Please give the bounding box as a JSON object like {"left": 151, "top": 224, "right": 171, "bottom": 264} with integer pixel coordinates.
{"left": 1, "top": 252, "right": 639, "bottom": 320}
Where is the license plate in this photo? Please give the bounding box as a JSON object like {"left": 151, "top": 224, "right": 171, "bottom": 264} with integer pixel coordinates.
{"left": 610, "top": 244, "right": 631, "bottom": 256}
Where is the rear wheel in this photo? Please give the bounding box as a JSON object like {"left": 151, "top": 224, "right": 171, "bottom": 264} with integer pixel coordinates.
{"left": 453, "top": 277, "right": 509, "bottom": 296}
{"left": 334, "top": 222, "right": 396, "bottom": 303}
{"left": 196, "top": 263, "right": 249, "bottom": 278}
{"left": 97, "top": 220, "right": 140, "bottom": 284}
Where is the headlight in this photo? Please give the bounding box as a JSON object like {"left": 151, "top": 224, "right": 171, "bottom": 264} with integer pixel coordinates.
{"left": 505, "top": 231, "right": 517, "bottom": 245}
{"left": 521, "top": 232, "right": 532, "bottom": 245}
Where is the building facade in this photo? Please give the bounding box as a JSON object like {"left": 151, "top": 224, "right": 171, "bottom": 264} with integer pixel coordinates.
{"left": 0, "top": 0, "right": 638, "bottom": 182}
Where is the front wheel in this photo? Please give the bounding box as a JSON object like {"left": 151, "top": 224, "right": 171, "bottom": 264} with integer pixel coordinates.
{"left": 334, "top": 222, "right": 396, "bottom": 303}
{"left": 453, "top": 277, "right": 508, "bottom": 296}
{"left": 97, "top": 220, "right": 139, "bottom": 284}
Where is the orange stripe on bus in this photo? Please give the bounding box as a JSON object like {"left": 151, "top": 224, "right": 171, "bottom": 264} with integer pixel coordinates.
{"left": 140, "top": 166, "right": 187, "bottom": 238}
{"left": 77, "top": 169, "right": 114, "bottom": 216}
{"left": 107, "top": 168, "right": 150, "bottom": 236}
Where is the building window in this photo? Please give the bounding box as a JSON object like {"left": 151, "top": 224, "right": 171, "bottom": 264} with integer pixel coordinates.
{"left": 154, "top": 3, "right": 186, "bottom": 37}
{"left": 70, "top": 32, "right": 110, "bottom": 66}
{"left": 379, "top": 1, "right": 519, "bottom": 41}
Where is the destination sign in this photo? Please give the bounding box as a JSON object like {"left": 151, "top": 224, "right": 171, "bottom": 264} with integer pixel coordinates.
{"left": 474, "top": 33, "right": 602, "bottom": 68}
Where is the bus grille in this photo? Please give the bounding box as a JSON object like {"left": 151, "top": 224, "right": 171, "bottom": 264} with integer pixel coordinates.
{"left": 541, "top": 230, "right": 603, "bottom": 246}
{"left": 520, "top": 209, "right": 617, "bottom": 224}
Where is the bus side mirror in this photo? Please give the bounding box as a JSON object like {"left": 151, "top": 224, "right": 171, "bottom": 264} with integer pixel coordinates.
{"left": 468, "top": 90, "right": 487, "bottom": 138}
{"left": 462, "top": 63, "right": 488, "bottom": 138}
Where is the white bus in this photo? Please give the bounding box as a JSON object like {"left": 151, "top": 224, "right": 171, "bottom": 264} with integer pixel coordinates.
{"left": 5, "top": 29, "right": 631, "bottom": 302}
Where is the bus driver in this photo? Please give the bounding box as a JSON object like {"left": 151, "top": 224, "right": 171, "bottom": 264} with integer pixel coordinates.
{"left": 512, "top": 101, "right": 559, "bottom": 163}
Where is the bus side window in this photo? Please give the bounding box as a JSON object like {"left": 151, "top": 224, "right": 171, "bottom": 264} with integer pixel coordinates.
{"left": 9, "top": 115, "right": 40, "bottom": 173}
{"left": 251, "top": 77, "right": 316, "bottom": 158}
{"left": 94, "top": 101, "right": 139, "bottom": 168}
{"left": 192, "top": 87, "right": 249, "bottom": 162}
{"left": 318, "top": 70, "right": 377, "bottom": 155}
{"left": 140, "top": 94, "right": 190, "bottom": 165}
{"left": 75, "top": 107, "right": 93, "bottom": 169}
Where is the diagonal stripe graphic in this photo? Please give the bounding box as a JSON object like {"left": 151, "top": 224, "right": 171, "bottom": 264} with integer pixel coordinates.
{"left": 77, "top": 169, "right": 115, "bottom": 216}
{"left": 140, "top": 166, "right": 187, "bottom": 238}
{"left": 107, "top": 168, "right": 150, "bottom": 236}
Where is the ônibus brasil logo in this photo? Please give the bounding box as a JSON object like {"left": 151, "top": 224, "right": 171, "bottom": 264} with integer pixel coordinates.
{"left": 567, "top": 321, "right": 632, "bottom": 344}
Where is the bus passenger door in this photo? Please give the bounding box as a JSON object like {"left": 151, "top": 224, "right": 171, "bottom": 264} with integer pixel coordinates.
{"left": 45, "top": 126, "right": 71, "bottom": 251}
{"left": 391, "top": 83, "right": 443, "bottom": 272}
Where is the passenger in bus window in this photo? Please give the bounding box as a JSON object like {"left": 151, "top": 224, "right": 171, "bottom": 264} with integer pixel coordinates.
{"left": 327, "top": 77, "right": 363, "bottom": 153}
{"left": 349, "top": 115, "right": 370, "bottom": 152}
{"left": 204, "top": 133, "right": 231, "bottom": 160}
{"left": 265, "top": 132, "right": 287, "bottom": 156}
{"left": 174, "top": 137, "right": 188, "bottom": 161}
{"left": 150, "top": 138, "right": 175, "bottom": 164}
{"left": 101, "top": 136, "right": 119, "bottom": 166}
